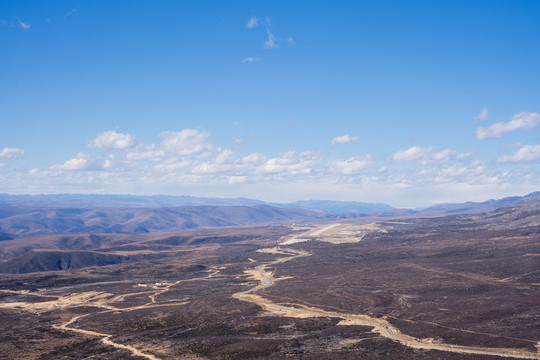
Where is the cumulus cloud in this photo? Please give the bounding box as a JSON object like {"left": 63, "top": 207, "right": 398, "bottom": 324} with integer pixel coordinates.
{"left": 215, "top": 149, "right": 233, "bottom": 164}
{"left": 159, "top": 129, "right": 212, "bottom": 156}
{"left": 330, "top": 135, "right": 359, "bottom": 145}
{"left": 473, "top": 108, "right": 488, "bottom": 123}
{"left": 228, "top": 176, "right": 246, "bottom": 184}
{"left": 125, "top": 144, "right": 165, "bottom": 161}
{"left": 50, "top": 153, "right": 99, "bottom": 171}
{"left": 259, "top": 151, "right": 321, "bottom": 176}
{"left": 19, "top": 125, "right": 540, "bottom": 207}
{"left": 0, "top": 147, "right": 24, "bottom": 159}
{"left": 87, "top": 130, "right": 137, "bottom": 150}
{"left": 497, "top": 145, "right": 540, "bottom": 163}
{"left": 391, "top": 146, "right": 471, "bottom": 165}
{"left": 328, "top": 156, "right": 372, "bottom": 174}
{"left": 241, "top": 57, "right": 259, "bottom": 63}
{"left": 264, "top": 28, "right": 279, "bottom": 49}
{"left": 246, "top": 17, "right": 259, "bottom": 29}
{"left": 241, "top": 153, "right": 266, "bottom": 165}
{"left": 476, "top": 112, "right": 540, "bottom": 140}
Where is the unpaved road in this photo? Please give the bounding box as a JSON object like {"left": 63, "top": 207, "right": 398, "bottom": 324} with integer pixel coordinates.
{"left": 234, "top": 245, "right": 539, "bottom": 359}
{"left": 54, "top": 314, "right": 160, "bottom": 360}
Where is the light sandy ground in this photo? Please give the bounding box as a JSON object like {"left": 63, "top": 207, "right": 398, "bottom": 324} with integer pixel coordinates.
{"left": 0, "top": 291, "right": 113, "bottom": 313}
{"left": 280, "top": 222, "right": 388, "bottom": 245}
{"left": 310, "top": 223, "right": 343, "bottom": 236}
{"left": 279, "top": 238, "right": 312, "bottom": 245}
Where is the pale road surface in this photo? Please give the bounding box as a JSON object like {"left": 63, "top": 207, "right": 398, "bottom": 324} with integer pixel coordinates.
{"left": 309, "top": 223, "right": 342, "bottom": 236}
{"left": 54, "top": 314, "right": 160, "bottom": 360}
{"left": 233, "top": 224, "right": 539, "bottom": 359}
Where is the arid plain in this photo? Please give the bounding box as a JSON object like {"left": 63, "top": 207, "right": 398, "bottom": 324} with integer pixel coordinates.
{"left": 1, "top": 199, "right": 539, "bottom": 359}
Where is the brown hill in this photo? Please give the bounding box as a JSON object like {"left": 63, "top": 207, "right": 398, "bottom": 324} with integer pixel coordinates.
{"left": 0, "top": 205, "right": 332, "bottom": 238}
{"left": 0, "top": 250, "right": 131, "bottom": 274}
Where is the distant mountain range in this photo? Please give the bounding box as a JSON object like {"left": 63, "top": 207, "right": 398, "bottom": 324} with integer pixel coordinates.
{"left": 0, "top": 194, "right": 393, "bottom": 214}
{"left": 0, "top": 205, "right": 334, "bottom": 239}
{"left": 1, "top": 194, "right": 540, "bottom": 274}
{"left": 0, "top": 192, "right": 538, "bottom": 239}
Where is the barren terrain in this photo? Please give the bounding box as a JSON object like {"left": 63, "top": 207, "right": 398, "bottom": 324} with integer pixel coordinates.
{"left": 0, "top": 199, "right": 539, "bottom": 359}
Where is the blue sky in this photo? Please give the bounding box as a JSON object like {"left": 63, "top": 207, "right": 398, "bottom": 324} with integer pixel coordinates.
{"left": 1, "top": 0, "right": 539, "bottom": 206}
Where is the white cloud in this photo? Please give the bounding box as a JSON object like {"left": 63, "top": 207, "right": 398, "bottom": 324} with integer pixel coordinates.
{"left": 287, "top": 37, "right": 295, "bottom": 46}
{"left": 192, "top": 162, "right": 236, "bottom": 174}
{"left": 497, "top": 145, "right": 540, "bottom": 163}
{"left": 264, "top": 28, "right": 279, "bottom": 49}
{"left": 476, "top": 112, "right": 540, "bottom": 140}
{"left": 228, "top": 176, "right": 246, "bottom": 184}
{"left": 391, "top": 146, "right": 471, "bottom": 165}
{"left": 241, "top": 57, "right": 259, "bottom": 63}
{"left": 50, "top": 153, "right": 98, "bottom": 171}
{"left": 330, "top": 135, "right": 359, "bottom": 145}
{"left": 246, "top": 17, "right": 259, "bottom": 29}
{"left": 258, "top": 151, "right": 321, "bottom": 175}
{"left": 215, "top": 149, "right": 233, "bottom": 164}
{"left": 11, "top": 125, "right": 540, "bottom": 208}
{"left": 159, "top": 129, "right": 212, "bottom": 156}
{"left": 473, "top": 108, "right": 488, "bottom": 123}
{"left": 328, "top": 156, "right": 372, "bottom": 174}
{"left": 242, "top": 153, "right": 266, "bottom": 165}
{"left": 87, "top": 130, "right": 137, "bottom": 150}
{"left": 126, "top": 144, "right": 165, "bottom": 161}
{"left": 0, "top": 147, "right": 24, "bottom": 159}
{"left": 18, "top": 20, "right": 30, "bottom": 30}
{"left": 153, "top": 159, "right": 191, "bottom": 172}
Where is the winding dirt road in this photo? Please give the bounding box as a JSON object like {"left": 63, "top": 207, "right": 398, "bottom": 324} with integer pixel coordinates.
{"left": 54, "top": 313, "right": 160, "bottom": 360}
{"left": 233, "top": 245, "right": 539, "bottom": 359}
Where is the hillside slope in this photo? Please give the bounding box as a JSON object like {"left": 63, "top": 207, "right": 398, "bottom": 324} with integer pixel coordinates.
{"left": 0, "top": 205, "right": 331, "bottom": 238}
{"left": 0, "top": 250, "right": 130, "bottom": 274}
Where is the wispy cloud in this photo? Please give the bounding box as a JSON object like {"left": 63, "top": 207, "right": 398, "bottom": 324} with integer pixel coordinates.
{"left": 0, "top": 147, "right": 24, "bottom": 159}
{"left": 17, "top": 19, "right": 30, "bottom": 30}
{"left": 327, "top": 156, "right": 372, "bottom": 174}
{"left": 246, "top": 17, "right": 259, "bottom": 29}
{"left": 473, "top": 107, "right": 488, "bottom": 123}
{"left": 287, "top": 37, "right": 295, "bottom": 46}
{"left": 241, "top": 57, "right": 259, "bottom": 63}
{"left": 64, "top": 8, "right": 78, "bottom": 20}
{"left": 264, "top": 28, "right": 279, "bottom": 49}
{"left": 476, "top": 112, "right": 540, "bottom": 140}
{"left": 390, "top": 146, "right": 472, "bottom": 165}
{"left": 330, "top": 135, "right": 359, "bottom": 145}
{"left": 497, "top": 144, "right": 540, "bottom": 163}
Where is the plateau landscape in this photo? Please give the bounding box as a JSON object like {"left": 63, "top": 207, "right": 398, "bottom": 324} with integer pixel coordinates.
{"left": 1, "top": 1, "right": 540, "bottom": 359}
{"left": 0, "top": 193, "right": 539, "bottom": 359}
